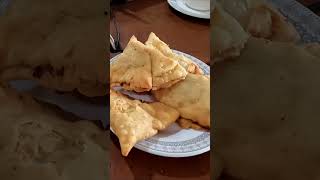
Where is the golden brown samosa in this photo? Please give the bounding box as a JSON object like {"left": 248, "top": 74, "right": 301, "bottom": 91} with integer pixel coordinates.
{"left": 147, "top": 46, "right": 187, "bottom": 90}
{"left": 212, "top": 3, "right": 249, "bottom": 63}
{"left": 153, "top": 74, "right": 210, "bottom": 128}
{"left": 110, "top": 90, "right": 179, "bottom": 156}
{"left": 217, "top": 0, "right": 300, "bottom": 42}
{"left": 146, "top": 32, "right": 203, "bottom": 74}
{"left": 110, "top": 36, "right": 153, "bottom": 92}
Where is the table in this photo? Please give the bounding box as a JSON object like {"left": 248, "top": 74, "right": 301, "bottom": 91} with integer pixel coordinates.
{"left": 110, "top": 0, "right": 210, "bottom": 64}
{"left": 109, "top": 0, "right": 210, "bottom": 180}
{"left": 110, "top": 133, "right": 210, "bottom": 180}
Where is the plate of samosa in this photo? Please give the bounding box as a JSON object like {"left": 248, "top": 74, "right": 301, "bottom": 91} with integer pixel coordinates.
{"left": 110, "top": 32, "right": 210, "bottom": 157}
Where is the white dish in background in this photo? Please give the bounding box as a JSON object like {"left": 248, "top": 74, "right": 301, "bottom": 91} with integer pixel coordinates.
{"left": 185, "top": 0, "right": 210, "bottom": 11}
{"left": 110, "top": 50, "right": 210, "bottom": 158}
{"left": 168, "top": 0, "right": 210, "bottom": 19}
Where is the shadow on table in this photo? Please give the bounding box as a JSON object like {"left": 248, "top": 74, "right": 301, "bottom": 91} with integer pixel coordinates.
{"left": 111, "top": 133, "right": 210, "bottom": 179}
{"left": 112, "top": 0, "right": 163, "bottom": 12}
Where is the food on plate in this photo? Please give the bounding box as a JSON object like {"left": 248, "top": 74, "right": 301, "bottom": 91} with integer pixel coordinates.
{"left": 246, "top": 5, "right": 273, "bottom": 38}
{"left": 145, "top": 32, "right": 173, "bottom": 58}
{"left": 0, "top": 85, "right": 108, "bottom": 179}
{"left": 110, "top": 90, "right": 157, "bottom": 156}
{"left": 146, "top": 32, "right": 203, "bottom": 74}
{"left": 213, "top": 37, "right": 320, "bottom": 179}
{"left": 153, "top": 73, "right": 210, "bottom": 128}
{"left": 147, "top": 46, "right": 187, "bottom": 90}
{"left": 140, "top": 102, "right": 180, "bottom": 130}
{"left": 217, "top": 0, "right": 300, "bottom": 42}
{"left": 177, "top": 118, "right": 204, "bottom": 130}
{"left": 110, "top": 90, "right": 179, "bottom": 156}
{"left": 211, "top": 3, "right": 249, "bottom": 63}
{"left": 247, "top": 4, "right": 300, "bottom": 42}
{"left": 111, "top": 33, "right": 188, "bottom": 92}
{"left": 110, "top": 36, "right": 153, "bottom": 92}
{"left": 176, "top": 54, "right": 204, "bottom": 74}
{"left": 0, "top": 0, "right": 107, "bottom": 97}
{"left": 110, "top": 32, "right": 210, "bottom": 156}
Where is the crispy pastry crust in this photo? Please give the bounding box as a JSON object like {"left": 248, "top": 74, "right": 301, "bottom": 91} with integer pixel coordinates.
{"left": 110, "top": 90, "right": 179, "bottom": 156}
{"left": 110, "top": 36, "right": 153, "bottom": 92}
{"left": 146, "top": 32, "right": 203, "bottom": 74}
{"left": 153, "top": 74, "right": 210, "bottom": 128}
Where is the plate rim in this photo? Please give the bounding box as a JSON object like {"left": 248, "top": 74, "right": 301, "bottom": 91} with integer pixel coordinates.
{"left": 167, "top": 0, "right": 210, "bottom": 19}
{"left": 110, "top": 50, "right": 210, "bottom": 158}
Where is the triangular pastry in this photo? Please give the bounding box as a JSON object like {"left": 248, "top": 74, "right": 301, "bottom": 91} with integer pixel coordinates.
{"left": 110, "top": 90, "right": 179, "bottom": 156}
{"left": 140, "top": 102, "right": 180, "bottom": 130}
{"left": 212, "top": 3, "right": 249, "bottom": 63}
{"left": 146, "top": 32, "right": 203, "bottom": 74}
{"left": 110, "top": 90, "right": 157, "bottom": 156}
{"left": 147, "top": 46, "right": 187, "bottom": 90}
{"left": 110, "top": 36, "right": 152, "bottom": 92}
{"left": 217, "top": 0, "right": 300, "bottom": 42}
{"left": 153, "top": 74, "right": 210, "bottom": 128}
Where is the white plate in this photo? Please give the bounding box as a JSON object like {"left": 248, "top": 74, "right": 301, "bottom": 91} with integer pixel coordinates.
{"left": 110, "top": 50, "right": 210, "bottom": 157}
{"left": 168, "top": 0, "right": 210, "bottom": 19}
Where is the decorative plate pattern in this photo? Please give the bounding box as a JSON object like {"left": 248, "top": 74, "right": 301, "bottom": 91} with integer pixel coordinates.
{"left": 110, "top": 50, "right": 210, "bottom": 157}
{"left": 167, "top": 0, "right": 210, "bottom": 19}
{"left": 268, "top": 0, "right": 320, "bottom": 43}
